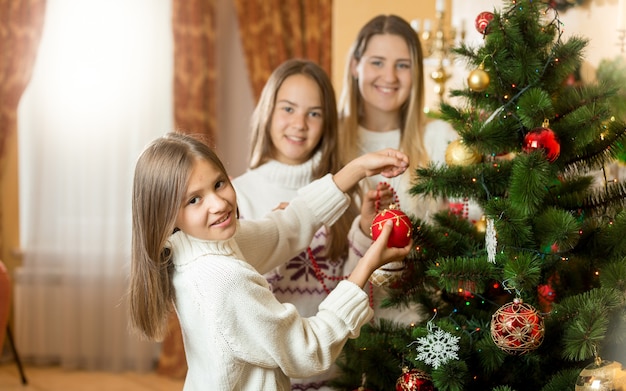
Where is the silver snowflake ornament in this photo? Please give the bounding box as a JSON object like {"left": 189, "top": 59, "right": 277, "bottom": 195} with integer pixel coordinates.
{"left": 414, "top": 327, "right": 460, "bottom": 369}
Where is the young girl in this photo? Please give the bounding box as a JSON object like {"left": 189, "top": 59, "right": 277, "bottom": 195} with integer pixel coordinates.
{"left": 232, "top": 59, "right": 396, "bottom": 391}
{"left": 337, "top": 14, "right": 460, "bottom": 325}
{"left": 128, "top": 132, "right": 412, "bottom": 390}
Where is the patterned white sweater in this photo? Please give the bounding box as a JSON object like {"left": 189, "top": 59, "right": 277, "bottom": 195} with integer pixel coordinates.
{"left": 232, "top": 155, "right": 372, "bottom": 390}
{"left": 169, "top": 175, "right": 373, "bottom": 391}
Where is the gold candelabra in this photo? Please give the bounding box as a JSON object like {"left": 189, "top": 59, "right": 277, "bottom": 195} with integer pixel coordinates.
{"left": 412, "top": 6, "right": 465, "bottom": 104}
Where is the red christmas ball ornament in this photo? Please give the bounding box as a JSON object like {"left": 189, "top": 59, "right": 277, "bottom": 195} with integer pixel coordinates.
{"left": 370, "top": 204, "right": 412, "bottom": 248}
{"left": 490, "top": 298, "right": 545, "bottom": 355}
{"left": 475, "top": 11, "right": 494, "bottom": 35}
{"left": 523, "top": 125, "right": 560, "bottom": 162}
{"left": 396, "top": 367, "right": 435, "bottom": 391}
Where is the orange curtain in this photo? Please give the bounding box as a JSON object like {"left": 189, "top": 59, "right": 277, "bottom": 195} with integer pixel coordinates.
{"left": 233, "top": 0, "right": 332, "bottom": 100}
{"left": 172, "top": 0, "right": 218, "bottom": 143}
{"left": 157, "top": 0, "right": 217, "bottom": 378}
{"left": 0, "top": 0, "right": 46, "bottom": 256}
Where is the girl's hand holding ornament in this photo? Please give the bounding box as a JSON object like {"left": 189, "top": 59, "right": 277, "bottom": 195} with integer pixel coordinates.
{"left": 359, "top": 182, "right": 396, "bottom": 235}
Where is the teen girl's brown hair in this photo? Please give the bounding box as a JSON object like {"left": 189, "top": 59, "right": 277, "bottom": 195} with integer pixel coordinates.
{"left": 129, "top": 132, "right": 230, "bottom": 341}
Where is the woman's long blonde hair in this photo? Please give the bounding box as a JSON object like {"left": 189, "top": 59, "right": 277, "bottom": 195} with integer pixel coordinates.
{"left": 128, "top": 132, "right": 230, "bottom": 341}
{"left": 338, "top": 14, "right": 429, "bottom": 173}
{"left": 246, "top": 59, "right": 359, "bottom": 261}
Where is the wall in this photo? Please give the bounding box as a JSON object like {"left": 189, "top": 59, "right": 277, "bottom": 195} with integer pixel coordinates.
{"left": 1, "top": 129, "right": 20, "bottom": 274}
{"left": 216, "top": 0, "right": 255, "bottom": 178}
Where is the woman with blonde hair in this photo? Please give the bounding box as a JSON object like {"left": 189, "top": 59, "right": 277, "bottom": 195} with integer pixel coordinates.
{"left": 338, "top": 14, "right": 459, "bottom": 325}
{"left": 338, "top": 14, "right": 457, "bottom": 220}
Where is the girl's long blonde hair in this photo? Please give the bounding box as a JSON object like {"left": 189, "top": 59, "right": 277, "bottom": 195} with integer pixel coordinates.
{"left": 338, "top": 14, "right": 429, "bottom": 173}
{"left": 247, "top": 59, "right": 359, "bottom": 261}
{"left": 129, "top": 132, "right": 230, "bottom": 341}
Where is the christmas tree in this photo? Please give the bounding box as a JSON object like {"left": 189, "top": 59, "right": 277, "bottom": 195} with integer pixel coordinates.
{"left": 332, "top": 1, "right": 626, "bottom": 390}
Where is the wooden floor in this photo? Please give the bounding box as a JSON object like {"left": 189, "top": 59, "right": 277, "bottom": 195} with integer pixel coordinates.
{"left": 0, "top": 362, "right": 184, "bottom": 391}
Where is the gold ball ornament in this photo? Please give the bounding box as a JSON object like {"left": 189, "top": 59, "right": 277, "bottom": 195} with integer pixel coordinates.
{"left": 467, "top": 64, "right": 490, "bottom": 92}
{"left": 575, "top": 359, "right": 626, "bottom": 390}
{"left": 445, "top": 139, "right": 482, "bottom": 166}
{"left": 474, "top": 215, "right": 487, "bottom": 233}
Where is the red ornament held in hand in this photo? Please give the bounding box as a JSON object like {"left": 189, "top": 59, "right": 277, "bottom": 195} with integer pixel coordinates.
{"left": 370, "top": 204, "right": 412, "bottom": 248}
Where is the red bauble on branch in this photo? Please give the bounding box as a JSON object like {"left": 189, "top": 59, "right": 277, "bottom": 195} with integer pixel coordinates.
{"left": 370, "top": 204, "right": 412, "bottom": 248}
{"left": 490, "top": 298, "right": 545, "bottom": 355}
{"left": 396, "top": 367, "right": 435, "bottom": 391}
{"left": 475, "top": 11, "right": 494, "bottom": 35}
{"left": 523, "top": 123, "right": 560, "bottom": 162}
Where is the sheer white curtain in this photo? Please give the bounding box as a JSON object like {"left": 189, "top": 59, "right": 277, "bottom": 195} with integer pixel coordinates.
{"left": 15, "top": 0, "right": 173, "bottom": 371}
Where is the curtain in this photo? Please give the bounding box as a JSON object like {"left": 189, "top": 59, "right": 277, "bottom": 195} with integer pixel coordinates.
{"left": 156, "top": 0, "right": 217, "bottom": 378}
{"left": 15, "top": 0, "right": 173, "bottom": 371}
{"left": 172, "top": 0, "right": 217, "bottom": 142}
{"left": 0, "top": 0, "right": 46, "bottom": 261}
{"left": 233, "top": 0, "right": 333, "bottom": 100}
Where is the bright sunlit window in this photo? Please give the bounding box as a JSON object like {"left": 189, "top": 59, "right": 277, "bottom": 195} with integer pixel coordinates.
{"left": 34, "top": 0, "right": 159, "bottom": 121}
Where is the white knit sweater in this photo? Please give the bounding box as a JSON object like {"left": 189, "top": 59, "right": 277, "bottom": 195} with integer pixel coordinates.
{"left": 232, "top": 154, "right": 372, "bottom": 390}
{"left": 357, "top": 119, "right": 458, "bottom": 221}
{"left": 353, "top": 120, "right": 460, "bottom": 325}
{"left": 169, "top": 175, "right": 374, "bottom": 391}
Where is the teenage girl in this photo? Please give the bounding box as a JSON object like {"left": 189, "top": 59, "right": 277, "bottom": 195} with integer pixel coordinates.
{"left": 232, "top": 59, "right": 396, "bottom": 390}
{"left": 128, "top": 131, "right": 411, "bottom": 390}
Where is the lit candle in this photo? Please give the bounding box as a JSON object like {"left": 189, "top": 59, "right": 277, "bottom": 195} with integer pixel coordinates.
{"left": 436, "top": 0, "right": 445, "bottom": 13}
{"left": 424, "top": 19, "right": 432, "bottom": 32}
{"left": 410, "top": 18, "right": 421, "bottom": 32}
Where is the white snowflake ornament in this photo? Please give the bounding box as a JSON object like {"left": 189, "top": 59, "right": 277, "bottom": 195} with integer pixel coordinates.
{"left": 414, "top": 325, "right": 460, "bottom": 369}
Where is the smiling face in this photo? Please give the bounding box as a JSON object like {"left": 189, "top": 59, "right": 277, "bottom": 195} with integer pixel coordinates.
{"left": 174, "top": 158, "right": 237, "bottom": 241}
{"left": 351, "top": 33, "right": 413, "bottom": 128}
{"left": 269, "top": 73, "right": 325, "bottom": 165}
